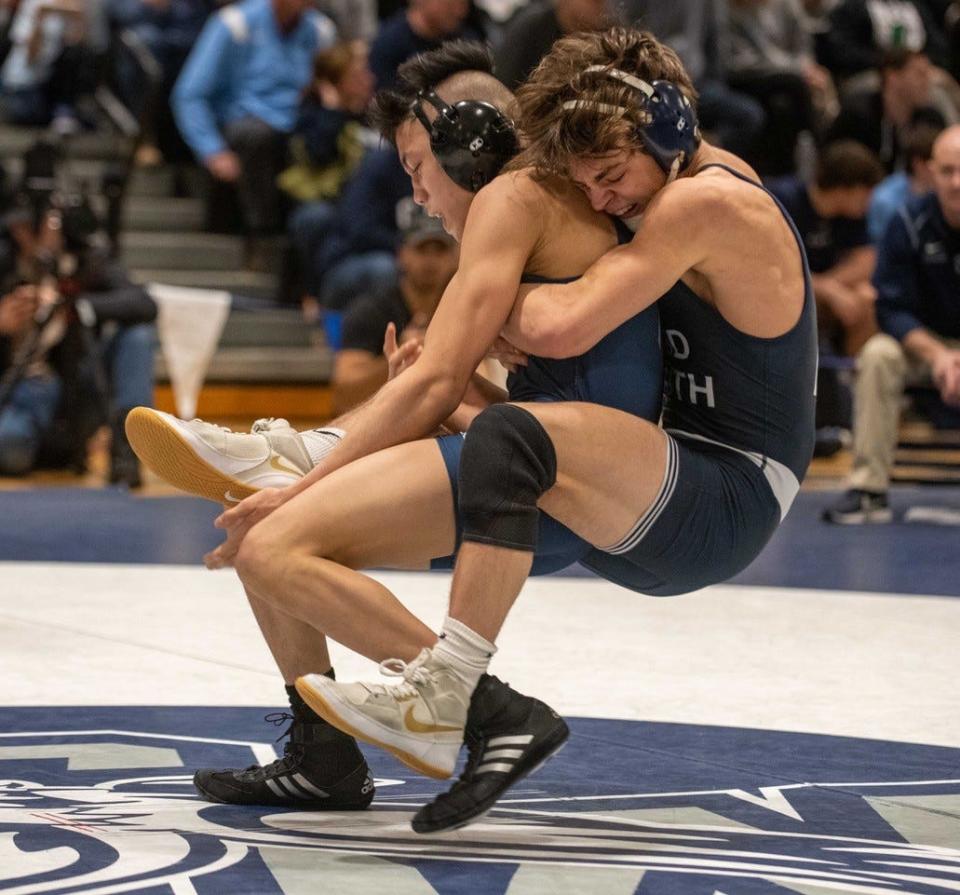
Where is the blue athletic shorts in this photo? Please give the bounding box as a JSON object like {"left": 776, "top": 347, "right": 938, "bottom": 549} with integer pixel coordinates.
{"left": 580, "top": 434, "right": 784, "bottom": 596}
{"left": 429, "top": 433, "right": 592, "bottom": 575}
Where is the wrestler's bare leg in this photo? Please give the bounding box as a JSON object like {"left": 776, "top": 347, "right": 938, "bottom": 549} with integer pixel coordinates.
{"left": 235, "top": 438, "right": 458, "bottom": 666}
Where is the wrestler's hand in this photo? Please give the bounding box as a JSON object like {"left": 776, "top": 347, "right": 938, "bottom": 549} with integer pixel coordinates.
{"left": 488, "top": 336, "right": 528, "bottom": 372}
{"left": 204, "top": 487, "right": 286, "bottom": 569}
{"left": 384, "top": 321, "right": 423, "bottom": 380}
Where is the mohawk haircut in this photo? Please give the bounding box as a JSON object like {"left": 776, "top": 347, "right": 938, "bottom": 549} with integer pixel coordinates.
{"left": 513, "top": 28, "right": 697, "bottom": 178}
{"left": 370, "top": 41, "right": 515, "bottom": 144}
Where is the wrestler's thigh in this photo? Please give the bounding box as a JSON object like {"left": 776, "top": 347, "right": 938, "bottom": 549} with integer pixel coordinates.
{"left": 252, "top": 438, "right": 456, "bottom": 570}
{"left": 515, "top": 401, "right": 668, "bottom": 548}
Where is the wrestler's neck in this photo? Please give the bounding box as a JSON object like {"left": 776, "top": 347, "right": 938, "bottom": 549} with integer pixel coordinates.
{"left": 681, "top": 141, "right": 757, "bottom": 182}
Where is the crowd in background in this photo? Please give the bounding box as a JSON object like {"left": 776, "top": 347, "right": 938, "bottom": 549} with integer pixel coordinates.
{"left": 0, "top": 0, "right": 959, "bottom": 519}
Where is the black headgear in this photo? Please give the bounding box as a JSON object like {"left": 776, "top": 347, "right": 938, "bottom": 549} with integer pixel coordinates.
{"left": 564, "top": 66, "right": 701, "bottom": 180}
{"left": 412, "top": 90, "right": 518, "bottom": 193}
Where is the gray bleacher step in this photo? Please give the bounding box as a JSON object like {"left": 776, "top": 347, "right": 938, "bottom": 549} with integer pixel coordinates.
{"left": 0, "top": 157, "right": 179, "bottom": 200}
{"left": 2, "top": 156, "right": 203, "bottom": 201}
{"left": 0, "top": 126, "right": 133, "bottom": 161}
{"left": 155, "top": 346, "right": 333, "bottom": 384}
{"left": 122, "top": 231, "right": 286, "bottom": 272}
{"left": 126, "top": 164, "right": 206, "bottom": 199}
{"left": 131, "top": 268, "right": 278, "bottom": 301}
{"left": 219, "top": 309, "right": 315, "bottom": 348}
{"left": 121, "top": 231, "right": 245, "bottom": 270}
{"left": 122, "top": 196, "right": 205, "bottom": 232}
{"left": 127, "top": 165, "right": 179, "bottom": 198}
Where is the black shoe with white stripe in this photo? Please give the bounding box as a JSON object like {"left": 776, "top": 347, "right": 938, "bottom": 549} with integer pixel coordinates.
{"left": 822, "top": 489, "right": 893, "bottom": 524}
{"left": 412, "top": 675, "right": 568, "bottom": 834}
{"left": 193, "top": 712, "right": 374, "bottom": 810}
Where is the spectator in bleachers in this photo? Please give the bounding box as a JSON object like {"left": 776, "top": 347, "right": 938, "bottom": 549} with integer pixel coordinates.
{"left": 823, "top": 0, "right": 949, "bottom": 77}
{"left": 369, "top": 0, "right": 478, "bottom": 91}
{"left": 867, "top": 120, "right": 941, "bottom": 240}
{"left": 0, "top": 203, "right": 157, "bottom": 486}
{"left": 171, "top": 0, "right": 336, "bottom": 265}
{"left": 0, "top": 286, "right": 60, "bottom": 477}
{"left": 0, "top": 0, "right": 98, "bottom": 130}
{"left": 626, "top": 0, "right": 767, "bottom": 163}
{"left": 305, "top": 144, "right": 412, "bottom": 315}
{"left": 823, "top": 124, "right": 960, "bottom": 523}
{"left": 318, "top": 0, "right": 377, "bottom": 42}
{"left": 281, "top": 40, "right": 376, "bottom": 307}
{"left": 769, "top": 140, "right": 885, "bottom": 356}
{"left": 331, "top": 198, "right": 457, "bottom": 412}
{"left": 827, "top": 47, "right": 947, "bottom": 172}
{"left": 493, "top": 0, "right": 612, "bottom": 92}
{"left": 948, "top": 0, "right": 960, "bottom": 78}
{"left": 727, "top": 0, "right": 836, "bottom": 175}
{"left": 107, "top": 0, "right": 214, "bottom": 165}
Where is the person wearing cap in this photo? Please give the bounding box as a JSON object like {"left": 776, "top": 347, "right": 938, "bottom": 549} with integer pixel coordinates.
{"left": 331, "top": 199, "right": 458, "bottom": 413}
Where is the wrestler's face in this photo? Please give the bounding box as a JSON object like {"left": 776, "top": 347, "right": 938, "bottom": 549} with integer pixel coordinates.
{"left": 567, "top": 147, "right": 668, "bottom": 219}
{"left": 397, "top": 118, "right": 474, "bottom": 242}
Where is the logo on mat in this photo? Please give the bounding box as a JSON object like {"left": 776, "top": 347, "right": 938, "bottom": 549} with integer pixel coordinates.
{"left": 1, "top": 717, "right": 958, "bottom": 894}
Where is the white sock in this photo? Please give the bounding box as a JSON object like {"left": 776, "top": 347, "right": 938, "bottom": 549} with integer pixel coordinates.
{"left": 433, "top": 616, "right": 497, "bottom": 691}
{"left": 298, "top": 427, "right": 345, "bottom": 465}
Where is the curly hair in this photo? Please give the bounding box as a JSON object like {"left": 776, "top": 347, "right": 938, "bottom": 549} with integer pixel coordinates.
{"left": 512, "top": 28, "right": 697, "bottom": 177}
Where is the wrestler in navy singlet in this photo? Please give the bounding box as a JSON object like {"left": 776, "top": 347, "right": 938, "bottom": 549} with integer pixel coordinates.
{"left": 582, "top": 163, "right": 818, "bottom": 595}
{"left": 432, "top": 217, "right": 663, "bottom": 574}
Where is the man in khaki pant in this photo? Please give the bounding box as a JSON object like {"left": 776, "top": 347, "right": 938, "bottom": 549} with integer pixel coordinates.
{"left": 825, "top": 125, "right": 960, "bottom": 523}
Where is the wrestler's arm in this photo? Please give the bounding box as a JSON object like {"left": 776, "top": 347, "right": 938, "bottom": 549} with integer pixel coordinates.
{"left": 504, "top": 182, "right": 708, "bottom": 359}
{"left": 277, "top": 180, "right": 540, "bottom": 501}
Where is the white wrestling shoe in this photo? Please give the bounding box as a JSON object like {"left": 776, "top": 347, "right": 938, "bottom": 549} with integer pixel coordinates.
{"left": 296, "top": 649, "right": 471, "bottom": 780}
{"left": 125, "top": 408, "right": 313, "bottom": 504}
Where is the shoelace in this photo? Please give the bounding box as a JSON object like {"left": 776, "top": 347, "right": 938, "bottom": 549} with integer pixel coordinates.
{"left": 376, "top": 654, "right": 434, "bottom": 700}
{"left": 239, "top": 713, "right": 298, "bottom": 776}
{"left": 191, "top": 419, "right": 238, "bottom": 435}
{"left": 252, "top": 417, "right": 291, "bottom": 434}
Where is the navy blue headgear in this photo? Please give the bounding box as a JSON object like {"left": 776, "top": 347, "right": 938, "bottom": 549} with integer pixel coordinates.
{"left": 412, "top": 90, "right": 519, "bottom": 193}
{"left": 564, "top": 66, "right": 701, "bottom": 180}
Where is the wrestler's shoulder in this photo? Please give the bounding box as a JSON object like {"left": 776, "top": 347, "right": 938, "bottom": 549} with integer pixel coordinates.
{"left": 481, "top": 167, "right": 576, "bottom": 207}
{"left": 655, "top": 168, "right": 771, "bottom": 231}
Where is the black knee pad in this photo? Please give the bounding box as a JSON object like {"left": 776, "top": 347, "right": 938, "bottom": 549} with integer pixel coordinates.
{"left": 458, "top": 404, "right": 557, "bottom": 551}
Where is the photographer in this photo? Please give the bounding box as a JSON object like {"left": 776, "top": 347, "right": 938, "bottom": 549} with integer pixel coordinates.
{"left": 0, "top": 164, "right": 158, "bottom": 487}
{"left": 0, "top": 284, "right": 60, "bottom": 476}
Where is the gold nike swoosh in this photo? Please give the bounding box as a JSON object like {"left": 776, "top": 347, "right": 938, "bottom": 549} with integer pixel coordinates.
{"left": 404, "top": 706, "right": 462, "bottom": 735}
{"left": 269, "top": 454, "right": 302, "bottom": 476}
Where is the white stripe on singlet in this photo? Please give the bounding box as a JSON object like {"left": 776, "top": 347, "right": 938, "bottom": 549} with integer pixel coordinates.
{"left": 600, "top": 429, "right": 800, "bottom": 557}
{"left": 602, "top": 435, "right": 679, "bottom": 555}
{"left": 666, "top": 429, "right": 800, "bottom": 520}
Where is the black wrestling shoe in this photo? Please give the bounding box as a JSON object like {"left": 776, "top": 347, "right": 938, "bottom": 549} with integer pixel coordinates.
{"left": 194, "top": 712, "right": 375, "bottom": 810}
{"left": 412, "top": 675, "right": 568, "bottom": 834}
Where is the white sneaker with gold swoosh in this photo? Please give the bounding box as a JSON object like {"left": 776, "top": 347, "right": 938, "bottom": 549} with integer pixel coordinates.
{"left": 296, "top": 649, "right": 470, "bottom": 780}
{"left": 124, "top": 408, "right": 313, "bottom": 504}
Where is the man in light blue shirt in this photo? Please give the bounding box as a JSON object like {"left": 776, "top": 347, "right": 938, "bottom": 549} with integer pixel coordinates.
{"left": 867, "top": 121, "right": 940, "bottom": 244}
{"left": 172, "top": 0, "right": 335, "bottom": 245}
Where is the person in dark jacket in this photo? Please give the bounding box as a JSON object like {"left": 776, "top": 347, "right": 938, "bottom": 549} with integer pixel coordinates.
{"left": 0, "top": 205, "right": 157, "bottom": 486}
{"left": 824, "top": 124, "right": 960, "bottom": 523}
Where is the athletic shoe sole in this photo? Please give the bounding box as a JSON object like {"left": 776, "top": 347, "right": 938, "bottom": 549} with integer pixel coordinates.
{"left": 125, "top": 407, "right": 262, "bottom": 504}
{"left": 295, "top": 675, "right": 459, "bottom": 781}
{"left": 412, "top": 717, "right": 569, "bottom": 834}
